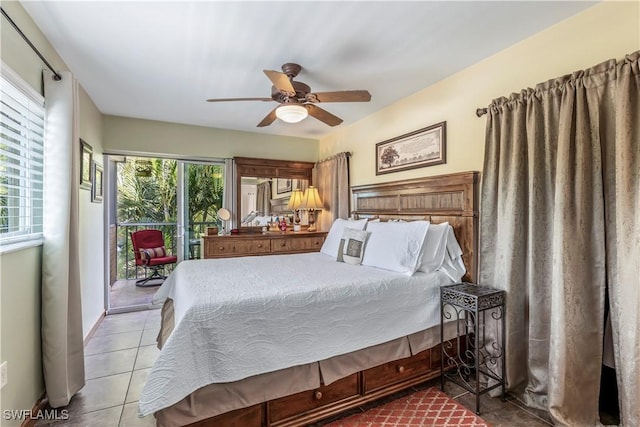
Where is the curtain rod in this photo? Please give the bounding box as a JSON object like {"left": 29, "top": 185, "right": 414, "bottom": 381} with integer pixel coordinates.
{"left": 318, "top": 151, "right": 352, "bottom": 164}
{"left": 476, "top": 108, "right": 488, "bottom": 117}
{"left": 1, "top": 7, "right": 62, "bottom": 81}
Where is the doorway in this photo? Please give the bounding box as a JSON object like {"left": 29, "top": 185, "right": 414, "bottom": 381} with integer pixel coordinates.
{"left": 106, "top": 156, "right": 225, "bottom": 313}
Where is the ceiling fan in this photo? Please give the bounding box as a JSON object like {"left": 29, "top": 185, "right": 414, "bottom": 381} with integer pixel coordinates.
{"left": 206, "top": 63, "right": 371, "bottom": 127}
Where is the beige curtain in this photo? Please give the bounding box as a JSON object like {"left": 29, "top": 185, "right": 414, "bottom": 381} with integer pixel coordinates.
{"left": 479, "top": 51, "right": 639, "bottom": 426}
{"left": 256, "top": 181, "right": 271, "bottom": 215}
{"left": 606, "top": 52, "right": 640, "bottom": 427}
{"left": 296, "top": 178, "right": 309, "bottom": 193}
{"left": 314, "top": 152, "right": 350, "bottom": 232}
{"left": 42, "top": 70, "right": 85, "bottom": 407}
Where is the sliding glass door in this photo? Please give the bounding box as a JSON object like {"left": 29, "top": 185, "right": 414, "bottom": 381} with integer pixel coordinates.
{"left": 107, "top": 156, "right": 225, "bottom": 312}
{"left": 177, "top": 161, "right": 225, "bottom": 262}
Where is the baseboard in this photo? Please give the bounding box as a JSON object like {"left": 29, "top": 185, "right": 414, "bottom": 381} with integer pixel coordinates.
{"left": 19, "top": 312, "right": 104, "bottom": 427}
{"left": 18, "top": 312, "right": 105, "bottom": 427}
{"left": 19, "top": 393, "right": 47, "bottom": 427}
{"left": 83, "top": 310, "right": 106, "bottom": 346}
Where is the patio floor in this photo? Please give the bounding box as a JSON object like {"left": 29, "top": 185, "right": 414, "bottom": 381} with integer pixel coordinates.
{"left": 109, "top": 279, "right": 162, "bottom": 310}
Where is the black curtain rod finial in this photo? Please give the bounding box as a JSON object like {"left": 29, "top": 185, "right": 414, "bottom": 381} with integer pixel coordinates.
{"left": 476, "top": 108, "right": 488, "bottom": 118}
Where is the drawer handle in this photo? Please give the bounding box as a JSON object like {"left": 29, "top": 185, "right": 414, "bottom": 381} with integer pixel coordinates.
{"left": 218, "top": 247, "right": 225, "bottom": 251}
{"left": 314, "top": 241, "right": 319, "bottom": 245}
{"left": 396, "top": 365, "right": 405, "bottom": 374}
{"left": 257, "top": 244, "right": 262, "bottom": 248}
{"left": 314, "top": 391, "right": 323, "bottom": 400}
{"left": 280, "top": 242, "right": 286, "bottom": 247}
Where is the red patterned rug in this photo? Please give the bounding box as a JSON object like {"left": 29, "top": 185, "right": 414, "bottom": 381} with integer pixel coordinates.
{"left": 325, "top": 387, "right": 489, "bottom": 427}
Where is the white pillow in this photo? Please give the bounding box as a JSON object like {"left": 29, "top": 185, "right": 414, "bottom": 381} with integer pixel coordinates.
{"left": 321, "top": 218, "right": 368, "bottom": 258}
{"left": 439, "top": 225, "right": 466, "bottom": 282}
{"left": 364, "top": 218, "right": 380, "bottom": 228}
{"left": 336, "top": 228, "right": 370, "bottom": 265}
{"left": 418, "top": 222, "right": 449, "bottom": 273}
{"left": 362, "top": 221, "right": 430, "bottom": 275}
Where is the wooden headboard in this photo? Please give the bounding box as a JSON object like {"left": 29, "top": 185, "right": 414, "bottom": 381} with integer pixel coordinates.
{"left": 351, "top": 171, "right": 479, "bottom": 283}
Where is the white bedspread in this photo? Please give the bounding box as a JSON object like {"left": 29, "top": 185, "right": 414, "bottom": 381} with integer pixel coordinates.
{"left": 139, "top": 252, "right": 453, "bottom": 416}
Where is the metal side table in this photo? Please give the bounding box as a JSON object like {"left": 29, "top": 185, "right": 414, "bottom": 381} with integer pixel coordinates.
{"left": 440, "top": 282, "right": 506, "bottom": 414}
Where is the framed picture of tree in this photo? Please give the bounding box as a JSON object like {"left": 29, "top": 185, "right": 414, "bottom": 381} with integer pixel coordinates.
{"left": 375, "top": 121, "right": 446, "bottom": 175}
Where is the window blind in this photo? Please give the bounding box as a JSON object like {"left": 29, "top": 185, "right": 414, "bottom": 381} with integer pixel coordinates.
{"left": 0, "top": 68, "right": 45, "bottom": 245}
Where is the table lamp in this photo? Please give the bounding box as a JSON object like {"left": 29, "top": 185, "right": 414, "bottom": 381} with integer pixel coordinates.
{"left": 287, "top": 189, "right": 304, "bottom": 232}
{"left": 300, "top": 186, "right": 323, "bottom": 232}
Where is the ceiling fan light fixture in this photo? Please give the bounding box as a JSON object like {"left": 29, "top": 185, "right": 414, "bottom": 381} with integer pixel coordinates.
{"left": 276, "top": 104, "right": 308, "bottom": 123}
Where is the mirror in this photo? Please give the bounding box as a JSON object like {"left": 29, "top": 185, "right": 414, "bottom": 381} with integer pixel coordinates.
{"left": 235, "top": 157, "right": 315, "bottom": 231}
{"left": 239, "top": 177, "right": 309, "bottom": 227}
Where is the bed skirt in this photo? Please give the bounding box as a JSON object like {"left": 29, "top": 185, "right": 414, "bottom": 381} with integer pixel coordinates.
{"left": 153, "top": 298, "right": 461, "bottom": 427}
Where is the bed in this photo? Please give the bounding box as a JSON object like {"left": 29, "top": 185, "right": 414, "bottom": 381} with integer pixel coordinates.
{"left": 141, "top": 171, "right": 479, "bottom": 427}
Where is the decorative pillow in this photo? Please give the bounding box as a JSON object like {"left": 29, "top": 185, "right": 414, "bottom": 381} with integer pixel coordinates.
{"left": 336, "top": 228, "right": 370, "bottom": 265}
{"left": 418, "top": 222, "right": 449, "bottom": 273}
{"left": 362, "top": 221, "right": 430, "bottom": 275}
{"left": 321, "top": 218, "right": 368, "bottom": 258}
{"left": 141, "top": 246, "right": 166, "bottom": 260}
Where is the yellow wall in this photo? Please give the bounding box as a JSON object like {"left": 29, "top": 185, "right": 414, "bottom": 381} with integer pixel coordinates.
{"left": 103, "top": 115, "right": 318, "bottom": 162}
{"left": 319, "top": 1, "right": 640, "bottom": 186}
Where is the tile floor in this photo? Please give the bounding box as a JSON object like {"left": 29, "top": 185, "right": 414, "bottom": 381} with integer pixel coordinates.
{"left": 37, "top": 310, "right": 554, "bottom": 427}
{"left": 37, "top": 309, "right": 161, "bottom": 427}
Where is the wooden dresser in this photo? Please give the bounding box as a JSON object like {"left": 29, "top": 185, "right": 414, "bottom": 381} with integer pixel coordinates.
{"left": 202, "top": 231, "right": 327, "bottom": 259}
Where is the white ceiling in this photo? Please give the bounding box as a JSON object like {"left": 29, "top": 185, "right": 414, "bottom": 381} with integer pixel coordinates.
{"left": 21, "top": 1, "right": 597, "bottom": 139}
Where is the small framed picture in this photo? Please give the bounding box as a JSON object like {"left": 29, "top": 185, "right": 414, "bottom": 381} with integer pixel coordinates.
{"left": 375, "top": 121, "right": 446, "bottom": 175}
{"left": 276, "top": 178, "right": 292, "bottom": 194}
{"left": 91, "top": 161, "right": 103, "bottom": 203}
{"left": 80, "top": 139, "right": 93, "bottom": 190}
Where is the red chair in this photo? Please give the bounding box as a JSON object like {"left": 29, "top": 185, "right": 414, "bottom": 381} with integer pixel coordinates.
{"left": 130, "top": 229, "right": 177, "bottom": 287}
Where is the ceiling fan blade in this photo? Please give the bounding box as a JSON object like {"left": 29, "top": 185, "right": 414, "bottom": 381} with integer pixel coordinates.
{"left": 206, "top": 97, "right": 272, "bottom": 102}
{"left": 257, "top": 108, "right": 278, "bottom": 127}
{"left": 263, "top": 70, "right": 296, "bottom": 96}
{"left": 305, "top": 104, "right": 343, "bottom": 127}
{"left": 307, "top": 90, "right": 371, "bottom": 103}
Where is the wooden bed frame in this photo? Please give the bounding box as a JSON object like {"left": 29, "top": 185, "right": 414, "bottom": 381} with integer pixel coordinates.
{"left": 350, "top": 171, "right": 478, "bottom": 283}
{"left": 175, "top": 171, "right": 479, "bottom": 427}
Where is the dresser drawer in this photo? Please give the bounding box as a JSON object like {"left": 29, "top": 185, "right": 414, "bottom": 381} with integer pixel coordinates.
{"left": 233, "top": 239, "right": 271, "bottom": 255}
{"left": 202, "top": 232, "right": 327, "bottom": 258}
{"left": 206, "top": 238, "right": 271, "bottom": 257}
{"left": 362, "top": 350, "right": 431, "bottom": 393}
{"left": 268, "top": 373, "right": 359, "bottom": 422}
{"left": 271, "top": 236, "right": 325, "bottom": 253}
{"left": 186, "top": 403, "right": 262, "bottom": 427}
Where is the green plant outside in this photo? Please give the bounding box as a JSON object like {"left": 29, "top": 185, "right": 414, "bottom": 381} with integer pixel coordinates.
{"left": 116, "top": 157, "right": 224, "bottom": 279}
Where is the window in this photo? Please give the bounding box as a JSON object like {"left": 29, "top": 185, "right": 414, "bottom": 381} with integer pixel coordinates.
{"left": 0, "top": 66, "right": 45, "bottom": 248}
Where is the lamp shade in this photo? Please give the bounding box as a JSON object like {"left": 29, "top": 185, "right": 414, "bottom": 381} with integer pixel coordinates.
{"left": 276, "top": 104, "right": 308, "bottom": 123}
{"left": 300, "top": 186, "right": 323, "bottom": 210}
{"left": 286, "top": 189, "right": 304, "bottom": 211}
